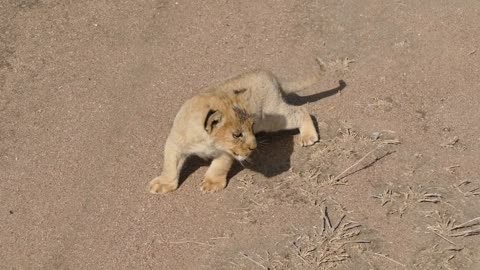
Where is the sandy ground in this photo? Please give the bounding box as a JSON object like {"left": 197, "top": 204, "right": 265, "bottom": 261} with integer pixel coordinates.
{"left": 1, "top": 0, "right": 480, "bottom": 269}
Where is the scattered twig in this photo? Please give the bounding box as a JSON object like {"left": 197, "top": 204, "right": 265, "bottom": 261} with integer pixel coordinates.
{"left": 431, "top": 231, "right": 457, "bottom": 246}
{"left": 166, "top": 240, "right": 214, "bottom": 247}
{"left": 441, "top": 136, "right": 459, "bottom": 147}
{"left": 341, "top": 240, "right": 371, "bottom": 244}
{"left": 444, "top": 246, "right": 463, "bottom": 252}
{"left": 417, "top": 192, "right": 442, "bottom": 203}
{"left": 240, "top": 253, "right": 267, "bottom": 269}
{"left": 322, "top": 206, "right": 333, "bottom": 230}
{"left": 458, "top": 180, "right": 470, "bottom": 187}
{"left": 250, "top": 199, "right": 262, "bottom": 207}
{"left": 333, "top": 214, "right": 346, "bottom": 231}
{"left": 449, "top": 228, "right": 480, "bottom": 237}
{"left": 451, "top": 217, "right": 480, "bottom": 231}
{"left": 371, "top": 252, "right": 406, "bottom": 268}
{"left": 331, "top": 139, "right": 400, "bottom": 182}
{"left": 343, "top": 223, "right": 362, "bottom": 231}
{"left": 445, "top": 165, "right": 460, "bottom": 174}
{"left": 454, "top": 180, "right": 480, "bottom": 197}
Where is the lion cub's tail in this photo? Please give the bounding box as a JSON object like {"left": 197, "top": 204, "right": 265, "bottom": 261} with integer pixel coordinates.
{"left": 279, "top": 58, "right": 327, "bottom": 93}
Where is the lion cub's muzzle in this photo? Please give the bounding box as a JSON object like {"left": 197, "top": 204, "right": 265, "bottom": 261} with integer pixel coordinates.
{"left": 232, "top": 140, "right": 257, "bottom": 161}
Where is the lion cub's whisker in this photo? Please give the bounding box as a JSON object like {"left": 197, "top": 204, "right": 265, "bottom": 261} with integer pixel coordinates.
{"left": 238, "top": 160, "right": 247, "bottom": 168}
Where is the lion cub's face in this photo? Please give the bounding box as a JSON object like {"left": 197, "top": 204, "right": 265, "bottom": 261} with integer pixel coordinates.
{"left": 204, "top": 105, "right": 257, "bottom": 161}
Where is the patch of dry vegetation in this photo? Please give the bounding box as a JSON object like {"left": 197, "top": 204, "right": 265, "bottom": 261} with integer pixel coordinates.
{"left": 373, "top": 186, "right": 442, "bottom": 217}
{"left": 412, "top": 211, "right": 480, "bottom": 269}
{"left": 453, "top": 180, "right": 480, "bottom": 197}
{"left": 427, "top": 211, "right": 480, "bottom": 241}
{"left": 229, "top": 206, "right": 369, "bottom": 270}
{"left": 287, "top": 206, "right": 369, "bottom": 268}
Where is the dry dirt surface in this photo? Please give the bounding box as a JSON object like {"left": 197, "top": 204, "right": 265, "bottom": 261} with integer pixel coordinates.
{"left": 1, "top": 0, "right": 480, "bottom": 269}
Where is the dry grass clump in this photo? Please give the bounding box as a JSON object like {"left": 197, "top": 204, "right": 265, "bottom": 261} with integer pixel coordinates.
{"left": 230, "top": 207, "right": 369, "bottom": 270}
{"left": 427, "top": 211, "right": 480, "bottom": 240}
{"left": 373, "top": 186, "right": 442, "bottom": 217}
{"left": 453, "top": 180, "right": 480, "bottom": 197}
{"left": 288, "top": 206, "right": 369, "bottom": 268}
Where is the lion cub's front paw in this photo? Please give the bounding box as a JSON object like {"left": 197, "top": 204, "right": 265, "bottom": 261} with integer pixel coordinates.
{"left": 200, "top": 178, "right": 226, "bottom": 193}
{"left": 149, "top": 176, "right": 177, "bottom": 194}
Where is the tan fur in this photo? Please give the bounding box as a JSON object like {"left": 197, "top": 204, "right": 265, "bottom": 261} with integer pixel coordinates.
{"left": 149, "top": 65, "right": 324, "bottom": 194}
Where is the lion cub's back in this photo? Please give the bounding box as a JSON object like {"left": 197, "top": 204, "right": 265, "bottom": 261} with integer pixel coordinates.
{"left": 211, "top": 70, "right": 284, "bottom": 112}
{"left": 218, "top": 70, "right": 280, "bottom": 94}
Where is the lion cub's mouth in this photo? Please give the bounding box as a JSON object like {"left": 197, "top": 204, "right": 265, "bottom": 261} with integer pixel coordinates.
{"left": 231, "top": 151, "right": 248, "bottom": 161}
{"left": 235, "top": 155, "right": 247, "bottom": 161}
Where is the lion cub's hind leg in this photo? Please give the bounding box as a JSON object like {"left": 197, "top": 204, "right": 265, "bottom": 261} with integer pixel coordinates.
{"left": 266, "top": 103, "right": 318, "bottom": 146}
{"left": 295, "top": 106, "right": 318, "bottom": 147}
{"left": 201, "top": 153, "right": 234, "bottom": 193}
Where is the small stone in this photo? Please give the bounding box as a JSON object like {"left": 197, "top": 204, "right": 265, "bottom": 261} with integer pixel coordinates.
{"left": 371, "top": 132, "right": 381, "bottom": 140}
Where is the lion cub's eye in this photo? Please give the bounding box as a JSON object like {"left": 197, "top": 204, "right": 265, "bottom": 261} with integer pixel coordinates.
{"left": 233, "top": 132, "right": 243, "bottom": 139}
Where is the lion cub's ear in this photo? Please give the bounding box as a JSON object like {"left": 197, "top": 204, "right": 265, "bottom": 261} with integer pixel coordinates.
{"left": 204, "top": 110, "right": 223, "bottom": 133}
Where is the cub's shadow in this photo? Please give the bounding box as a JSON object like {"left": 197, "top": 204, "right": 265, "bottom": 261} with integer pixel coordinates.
{"left": 178, "top": 130, "right": 296, "bottom": 187}
{"left": 284, "top": 80, "right": 346, "bottom": 106}
{"left": 177, "top": 80, "right": 347, "bottom": 187}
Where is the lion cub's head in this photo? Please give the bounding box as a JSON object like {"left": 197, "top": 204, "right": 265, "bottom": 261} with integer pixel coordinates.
{"left": 204, "top": 96, "right": 256, "bottom": 161}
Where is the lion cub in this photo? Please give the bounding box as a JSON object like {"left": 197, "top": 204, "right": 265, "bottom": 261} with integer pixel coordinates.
{"left": 149, "top": 63, "right": 325, "bottom": 193}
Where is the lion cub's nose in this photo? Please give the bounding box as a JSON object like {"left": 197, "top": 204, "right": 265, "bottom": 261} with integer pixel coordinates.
{"left": 249, "top": 142, "right": 257, "bottom": 150}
